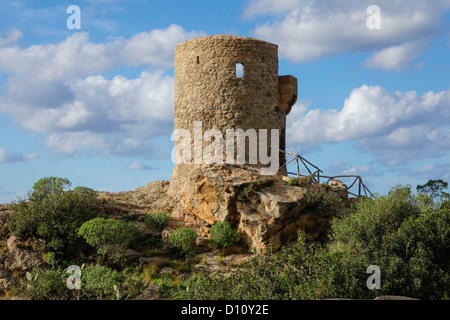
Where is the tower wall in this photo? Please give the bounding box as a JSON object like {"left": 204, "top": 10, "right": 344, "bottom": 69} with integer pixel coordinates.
{"left": 169, "top": 35, "right": 296, "bottom": 196}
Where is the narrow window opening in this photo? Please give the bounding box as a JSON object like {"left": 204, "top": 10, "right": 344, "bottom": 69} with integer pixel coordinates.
{"left": 262, "top": 57, "right": 265, "bottom": 63}
{"left": 236, "top": 63, "right": 244, "bottom": 78}
{"left": 196, "top": 56, "right": 200, "bottom": 64}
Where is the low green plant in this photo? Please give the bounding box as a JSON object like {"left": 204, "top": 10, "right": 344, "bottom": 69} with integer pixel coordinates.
{"left": 13, "top": 268, "right": 69, "bottom": 300}
{"left": 144, "top": 212, "right": 170, "bottom": 229}
{"left": 237, "top": 184, "right": 254, "bottom": 202}
{"left": 209, "top": 221, "right": 240, "bottom": 249}
{"left": 81, "top": 265, "right": 124, "bottom": 300}
{"left": 167, "top": 228, "right": 198, "bottom": 259}
{"left": 78, "top": 218, "right": 141, "bottom": 263}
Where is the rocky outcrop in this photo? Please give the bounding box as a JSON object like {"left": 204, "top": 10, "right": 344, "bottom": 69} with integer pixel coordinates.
{"left": 96, "top": 180, "right": 177, "bottom": 218}
{"left": 3, "top": 235, "right": 45, "bottom": 271}
{"left": 167, "top": 165, "right": 348, "bottom": 252}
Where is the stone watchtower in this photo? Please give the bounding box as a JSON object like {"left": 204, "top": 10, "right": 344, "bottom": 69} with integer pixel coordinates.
{"left": 169, "top": 35, "right": 297, "bottom": 197}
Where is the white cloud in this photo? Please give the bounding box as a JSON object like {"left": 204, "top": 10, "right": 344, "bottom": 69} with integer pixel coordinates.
{"left": 330, "top": 160, "right": 371, "bottom": 175}
{"left": 417, "top": 162, "right": 450, "bottom": 180}
{"left": 242, "top": 0, "right": 301, "bottom": 19}
{"left": 124, "top": 161, "right": 153, "bottom": 171}
{"left": 0, "top": 24, "right": 204, "bottom": 81}
{"left": 0, "top": 147, "right": 38, "bottom": 163}
{"left": 287, "top": 85, "right": 450, "bottom": 165}
{"left": 364, "top": 41, "right": 429, "bottom": 71}
{"left": 246, "top": 0, "right": 449, "bottom": 68}
{"left": 0, "top": 29, "right": 22, "bottom": 46}
{"left": 44, "top": 132, "right": 111, "bottom": 155}
{"left": 0, "top": 25, "right": 203, "bottom": 157}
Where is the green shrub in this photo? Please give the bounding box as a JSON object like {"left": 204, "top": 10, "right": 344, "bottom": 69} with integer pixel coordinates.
{"left": 144, "top": 212, "right": 170, "bottom": 229}
{"left": 183, "top": 184, "right": 450, "bottom": 300}
{"left": 13, "top": 268, "right": 69, "bottom": 300}
{"left": 209, "top": 221, "right": 240, "bottom": 249}
{"left": 8, "top": 177, "right": 98, "bottom": 252}
{"left": 167, "top": 228, "right": 198, "bottom": 258}
{"left": 303, "top": 183, "right": 344, "bottom": 214}
{"left": 78, "top": 218, "right": 141, "bottom": 263}
{"left": 236, "top": 184, "right": 254, "bottom": 202}
{"left": 81, "top": 265, "right": 124, "bottom": 300}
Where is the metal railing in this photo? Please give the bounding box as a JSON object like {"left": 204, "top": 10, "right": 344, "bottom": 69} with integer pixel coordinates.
{"left": 278, "top": 149, "right": 374, "bottom": 198}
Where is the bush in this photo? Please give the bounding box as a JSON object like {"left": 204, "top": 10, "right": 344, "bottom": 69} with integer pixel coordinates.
{"left": 167, "top": 228, "right": 197, "bottom": 258}
{"left": 78, "top": 218, "right": 141, "bottom": 263}
{"left": 329, "top": 184, "right": 450, "bottom": 299}
{"left": 8, "top": 177, "right": 98, "bottom": 252}
{"left": 183, "top": 185, "right": 450, "bottom": 300}
{"left": 209, "top": 221, "right": 240, "bottom": 249}
{"left": 144, "top": 212, "right": 170, "bottom": 229}
{"left": 12, "top": 268, "right": 69, "bottom": 300}
{"left": 81, "top": 265, "right": 124, "bottom": 300}
{"left": 303, "top": 183, "right": 344, "bottom": 215}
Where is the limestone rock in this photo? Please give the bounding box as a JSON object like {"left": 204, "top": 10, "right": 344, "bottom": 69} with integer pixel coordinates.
{"left": 96, "top": 180, "right": 177, "bottom": 219}
{"left": 328, "top": 179, "right": 348, "bottom": 199}
{"left": 3, "top": 235, "right": 45, "bottom": 271}
{"left": 132, "top": 284, "right": 160, "bottom": 300}
{"left": 123, "top": 249, "right": 141, "bottom": 263}
{"left": 158, "top": 267, "right": 179, "bottom": 277}
{"left": 168, "top": 165, "right": 346, "bottom": 252}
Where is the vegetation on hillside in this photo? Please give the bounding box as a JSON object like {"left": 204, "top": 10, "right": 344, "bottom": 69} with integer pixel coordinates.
{"left": 1, "top": 177, "right": 449, "bottom": 300}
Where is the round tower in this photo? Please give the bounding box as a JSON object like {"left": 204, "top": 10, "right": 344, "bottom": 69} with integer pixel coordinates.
{"left": 169, "top": 35, "right": 297, "bottom": 195}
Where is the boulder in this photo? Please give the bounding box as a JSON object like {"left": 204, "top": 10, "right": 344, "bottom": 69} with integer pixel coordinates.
{"left": 328, "top": 179, "right": 348, "bottom": 199}
{"left": 132, "top": 284, "right": 160, "bottom": 300}
{"left": 3, "top": 235, "right": 45, "bottom": 271}
{"left": 123, "top": 249, "right": 141, "bottom": 263}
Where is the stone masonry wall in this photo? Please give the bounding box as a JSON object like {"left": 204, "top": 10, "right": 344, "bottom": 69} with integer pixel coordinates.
{"left": 169, "top": 35, "right": 296, "bottom": 198}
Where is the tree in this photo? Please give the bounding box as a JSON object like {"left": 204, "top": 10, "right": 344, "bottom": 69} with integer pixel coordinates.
{"left": 417, "top": 179, "right": 449, "bottom": 200}
{"left": 8, "top": 177, "right": 98, "bottom": 252}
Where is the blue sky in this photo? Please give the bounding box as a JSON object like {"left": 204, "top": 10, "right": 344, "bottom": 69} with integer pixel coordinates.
{"left": 0, "top": 0, "right": 449, "bottom": 203}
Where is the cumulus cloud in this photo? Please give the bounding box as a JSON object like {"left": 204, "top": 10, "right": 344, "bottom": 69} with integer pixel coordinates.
{"left": 364, "top": 41, "right": 429, "bottom": 71}
{"left": 246, "top": 0, "right": 449, "bottom": 69}
{"left": 287, "top": 85, "right": 450, "bottom": 165}
{"left": 0, "top": 25, "right": 203, "bottom": 156}
{"left": 0, "top": 148, "right": 38, "bottom": 163}
{"left": 0, "top": 24, "right": 203, "bottom": 80}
